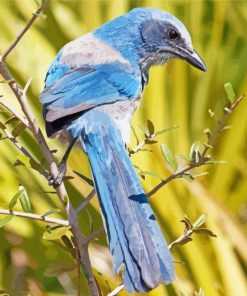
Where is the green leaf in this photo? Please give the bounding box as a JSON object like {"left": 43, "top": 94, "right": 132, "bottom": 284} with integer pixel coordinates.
{"left": 12, "top": 122, "right": 26, "bottom": 137}
{"left": 73, "top": 171, "right": 94, "bottom": 187}
{"left": 224, "top": 82, "right": 235, "bottom": 103}
{"left": 42, "top": 208, "right": 62, "bottom": 217}
{"left": 178, "top": 236, "right": 193, "bottom": 246}
{"left": 206, "top": 159, "right": 227, "bottom": 164}
{"left": 193, "top": 214, "right": 207, "bottom": 228}
{"left": 0, "top": 121, "right": 6, "bottom": 130}
{"left": 43, "top": 226, "right": 70, "bottom": 241}
{"left": 0, "top": 216, "right": 13, "bottom": 228}
{"left": 8, "top": 188, "right": 25, "bottom": 210}
{"left": 61, "top": 235, "right": 74, "bottom": 251}
{"left": 193, "top": 172, "right": 209, "bottom": 178}
{"left": 145, "top": 139, "right": 157, "bottom": 144}
{"left": 147, "top": 119, "right": 155, "bottom": 135}
{"left": 204, "top": 128, "right": 211, "bottom": 140}
{"left": 194, "top": 228, "right": 217, "bottom": 237}
{"left": 155, "top": 125, "right": 180, "bottom": 136}
{"left": 181, "top": 217, "right": 193, "bottom": 230}
{"left": 161, "top": 144, "right": 178, "bottom": 171}
{"left": 188, "top": 142, "right": 201, "bottom": 164}
{"left": 19, "top": 185, "right": 31, "bottom": 213}
{"left": 141, "top": 171, "right": 162, "bottom": 179}
{"left": 5, "top": 116, "right": 19, "bottom": 125}
{"left": 182, "top": 173, "right": 195, "bottom": 182}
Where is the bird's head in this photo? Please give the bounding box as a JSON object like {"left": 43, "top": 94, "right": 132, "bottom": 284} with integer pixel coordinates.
{"left": 133, "top": 8, "right": 206, "bottom": 72}
{"left": 94, "top": 8, "right": 206, "bottom": 72}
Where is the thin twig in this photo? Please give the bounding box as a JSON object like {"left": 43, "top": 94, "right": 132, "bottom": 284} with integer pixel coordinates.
{"left": 147, "top": 95, "right": 245, "bottom": 198}
{"left": 2, "top": 0, "right": 51, "bottom": 61}
{"left": 85, "top": 226, "right": 105, "bottom": 245}
{"left": 0, "top": 2, "right": 99, "bottom": 293}
{"left": 0, "top": 208, "right": 69, "bottom": 226}
{"left": 75, "top": 189, "right": 96, "bottom": 215}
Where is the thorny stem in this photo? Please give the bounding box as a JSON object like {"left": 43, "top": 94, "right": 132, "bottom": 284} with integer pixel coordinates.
{"left": 2, "top": 0, "right": 51, "bottom": 61}
{"left": 0, "top": 1, "right": 99, "bottom": 295}
{"left": 147, "top": 95, "right": 245, "bottom": 198}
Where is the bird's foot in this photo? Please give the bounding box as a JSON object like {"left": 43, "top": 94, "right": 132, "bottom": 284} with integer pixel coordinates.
{"left": 48, "top": 161, "right": 67, "bottom": 188}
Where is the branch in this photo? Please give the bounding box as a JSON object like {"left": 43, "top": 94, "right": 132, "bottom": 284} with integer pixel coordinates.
{"left": 1, "top": 0, "right": 51, "bottom": 61}
{"left": 75, "top": 189, "right": 96, "bottom": 214}
{"left": 147, "top": 95, "right": 245, "bottom": 198}
{"left": 0, "top": 4, "right": 99, "bottom": 294}
{"left": 85, "top": 226, "right": 105, "bottom": 245}
{"left": 0, "top": 208, "right": 69, "bottom": 226}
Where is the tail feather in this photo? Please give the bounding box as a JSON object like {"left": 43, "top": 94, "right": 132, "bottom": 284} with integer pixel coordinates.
{"left": 68, "top": 112, "right": 174, "bottom": 292}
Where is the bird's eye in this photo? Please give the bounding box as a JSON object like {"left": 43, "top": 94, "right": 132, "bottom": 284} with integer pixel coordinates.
{"left": 167, "top": 28, "right": 179, "bottom": 40}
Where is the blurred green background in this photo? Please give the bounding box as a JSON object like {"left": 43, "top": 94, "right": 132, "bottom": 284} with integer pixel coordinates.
{"left": 0, "top": 0, "right": 247, "bottom": 295}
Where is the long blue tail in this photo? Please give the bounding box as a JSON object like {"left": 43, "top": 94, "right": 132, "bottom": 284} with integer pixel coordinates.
{"left": 67, "top": 111, "right": 174, "bottom": 292}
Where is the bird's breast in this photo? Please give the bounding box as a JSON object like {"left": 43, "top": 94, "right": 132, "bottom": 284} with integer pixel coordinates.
{"left": 96, "top": 99, "right": 141, "bottom": 144}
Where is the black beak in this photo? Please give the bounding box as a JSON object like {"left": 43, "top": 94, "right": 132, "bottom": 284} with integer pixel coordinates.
{"left": 176, "top": 46, "right": 207, "bottom": 72}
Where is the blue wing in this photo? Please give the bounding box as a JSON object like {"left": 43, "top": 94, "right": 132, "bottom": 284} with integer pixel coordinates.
{"left": 40, "top": 61, "right": 142, "bottom": 123}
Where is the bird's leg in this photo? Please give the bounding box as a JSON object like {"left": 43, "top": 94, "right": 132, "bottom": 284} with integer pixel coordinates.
{"left": 48, "top": 137, "right": 78, "bottom": 188}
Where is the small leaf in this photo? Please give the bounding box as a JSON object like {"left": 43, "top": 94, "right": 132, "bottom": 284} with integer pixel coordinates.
{"left": 0, "top": 216, "right": 13, "bottom": 228}
{"left": 193, "top": 172, "right": 209, "bottom": 178}
{"left": 181, "top": 218, "right": 193, "bottom": 231}
{"left": 188, "top": 142, "right": 201, "bottom": 164}
{"left": 182, "top": 173, "right": 195, "bottom": 182}
{"left": 0, "top": 122, "right": 6, "bottom": 130}
{"left": 220, "top": 125, "right": 232, "bottom": 132}
{"left": 194, "top": 228, "right": 217, "bottom": 237}
{"left": 19, "top": 185, "right": 31, "bottom": 213}
{"left": 42, "top": 208, "right": 61, "bottom": 217}
{"left": 12, "top": 122, "right": 26, "bottom": 137}
{"left": 204, "top": 128, "right": 211, "bottom": 140}
{"left": 141, "top": 171, "right": 162, "bottom": 179}
{"left": 193, "top": 214, "right": 207, "bottom": 228}
{"left": 224, "top": 82, "right": 235, "bottom": 103}
{"left": 5, "top": 116, "right": 19, "bottom": 125}
{"left": 61, "top": 235, "right": 74, "bottom": 251}
{"left": 206, "top": 159, "right": 227, "bottom": 164}
{"left": 73, "top": 171, "right": 94, "bottom": 187}
{"left": 147, "top": 119, "right": 155, "bottom": 136}
{"left": 43, "top": 226, "right": 70, "bottom": 240}
{"left": 8, "top": 189, "right": 25, "bottom": 210}
{"left": 145, "top": 139, "right": 157, "bottom": 144}
{"left": 178, "top": 236, "right": 193, "bottom": 246}
{"left": 161, "top": 144, "right": 178, "bottom": 171}
{"left": 155, "top": 125, "right": 180, "bottom": 136}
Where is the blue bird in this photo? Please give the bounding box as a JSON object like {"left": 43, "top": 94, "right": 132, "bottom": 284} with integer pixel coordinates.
{"left": 40, "top": 8, "right": 206, "bottom": 293}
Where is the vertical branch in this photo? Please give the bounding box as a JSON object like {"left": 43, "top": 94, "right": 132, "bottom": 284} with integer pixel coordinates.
{"left": 0, "top": 2, "right": 99, "bottom": 295}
